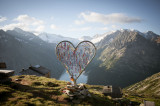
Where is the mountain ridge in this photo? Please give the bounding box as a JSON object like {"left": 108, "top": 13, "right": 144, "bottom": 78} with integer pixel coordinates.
{"left": 0, "top": 29, "right": 64, "bottom": 79}
{"left": 1, "top": 28, "right": 160, "bottom": 88}
{"left": 86, "top": 29, "right": 160, "bottom": 87}
{"left": 2, "top": 27, "right": 160, "bottom": 45}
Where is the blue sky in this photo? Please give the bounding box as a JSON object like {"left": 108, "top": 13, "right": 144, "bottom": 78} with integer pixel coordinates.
{"left": 0, "top": 0, "right": 159, "bottom": 38}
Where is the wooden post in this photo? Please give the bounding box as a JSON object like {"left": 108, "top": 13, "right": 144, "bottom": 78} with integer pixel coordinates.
{"left": 73, "top": 79, "right": 77, "bottom": 87}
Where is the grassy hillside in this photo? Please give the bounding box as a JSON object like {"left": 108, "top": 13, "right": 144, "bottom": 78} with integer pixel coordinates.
{"left": 123, "top": 72, "right": 160, "bottom": 106}
{"left": 0, "top": 75, "right": 117, "bottom": 106}
{"left": 1, "top": 74, "right": 159, "bottom": 105}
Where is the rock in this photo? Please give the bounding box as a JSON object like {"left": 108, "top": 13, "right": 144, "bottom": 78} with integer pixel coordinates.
{"left": 140, "top": 103, "right": 144, "bottom": 106}
{"left": 80, "top": 89, "right": 88, "bottom": 95}
{"left": 79, "top": 95, "right": 85, "bottom": 99}
{"left": 63, "top": 90, "right": 70, "bottom": 95}
{"left": 87, "top": 94, "right": 91, "bottom": 97}
{"left": 61, "top": 83, "right": 90, "bottom": 100}
{"left": 0, "top": 70, "right": 14, "bottom": 78}
{"left": 15, "top": 79, "right": 22, "bottom": 81}
{"left": 78, "top": 83, "right": 87, "bottom": 89}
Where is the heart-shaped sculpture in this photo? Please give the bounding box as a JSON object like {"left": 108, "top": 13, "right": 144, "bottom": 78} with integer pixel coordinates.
{"left": 56, "top": 41, "right": 96, "bottom": 83}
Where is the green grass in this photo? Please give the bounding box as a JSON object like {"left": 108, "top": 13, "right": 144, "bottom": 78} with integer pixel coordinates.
{"left": 123, "top": 72, "right": 160, "bottom": 106}
{"left": 1, "top": 75, "right": 158, "bottom": 105}
{"left": 0, "top": 75, "right": 115, "bottom": 106}
{"left": 124, "top": 95, "right": 160, "bottom": 106}
{"left": 123, "top": 87, "right": 160, "bottom": 106}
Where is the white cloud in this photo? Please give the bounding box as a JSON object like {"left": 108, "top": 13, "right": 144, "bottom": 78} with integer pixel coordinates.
{"left": 14, "top": 15, "right": 44, "bottom": 26}
{"left": 0, "top": 16, "right": 7, "bottom": 22}
{"left": 78, "top": 12, "right": 142, "bottom": 24}
{"left": 80, "top": 27, "right": 91, "bottom": 31}
{"left": 50, "top": 24, "right": 58, "bottom": 30}
{"left": 111, "top": 25, "right": 117, "bottom": 29}
{"left": 99, "top": 27, "right": 108, "bottom": 31}
{"left": 69, "top": 27, "right": 91, "bottom": 31}
{"left": 74, "top": 20, "right": 85, "bottom": 25}
{"left": 0, "top": 15, "right": 45, "bottom": 33}
{"left": 35, "top": 25, "right": 45, "bottom": 32}
{"left": 98, "top": 25, "right": 119, "bottom": 31}
{"left": 2, "top": 23, "right": 29, "bottom": 31}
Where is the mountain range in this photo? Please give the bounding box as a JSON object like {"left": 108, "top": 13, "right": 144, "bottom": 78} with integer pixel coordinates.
{"left": 0, "top": 28, "right": 160, "bottom": 88}
{"left": 0, "top": 28, "right": 64, "bottom": 79}
{"left": 86, "top": 29, "right": 160, "bottom": 87}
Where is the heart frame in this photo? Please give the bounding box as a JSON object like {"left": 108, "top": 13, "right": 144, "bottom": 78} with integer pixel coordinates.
{"left": 56, "top": 40, "right": 96, "bottom": 85}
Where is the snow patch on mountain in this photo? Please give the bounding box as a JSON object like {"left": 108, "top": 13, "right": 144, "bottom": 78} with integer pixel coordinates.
{"left": 79, "top": 36, "right": 92, "bottom": 41}
{"left": 91, "top": 31, "right": 116, "bottom": 43}
{"left": 13, "top": 28, "right": 34, "bottom": 36}
{"left": 38, "top": 32, "right": 80, "bottom": 45}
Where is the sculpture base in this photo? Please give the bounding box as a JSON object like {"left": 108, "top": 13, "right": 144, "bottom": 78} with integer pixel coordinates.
{"left": 60, "top": 83, "right": 91, "bottom": 103}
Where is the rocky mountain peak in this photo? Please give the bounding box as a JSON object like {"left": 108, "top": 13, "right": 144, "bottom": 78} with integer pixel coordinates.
{"left": 13, "top": 27, "right": 24, "bottom": 32}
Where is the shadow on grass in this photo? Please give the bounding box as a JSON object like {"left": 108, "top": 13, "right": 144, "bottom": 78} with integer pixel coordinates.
{"left": 0, "top": 83, "right": 15, "bottom": 103}
{"left": 82, "top": 92, "right": 114, "bottom": 106}
{"left": 0, "top": 81, "right": 62, "bottom": 105}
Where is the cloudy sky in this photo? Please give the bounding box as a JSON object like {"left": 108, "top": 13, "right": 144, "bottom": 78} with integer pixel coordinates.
{"left": 0, "top": 0, "right": 159, "bottom": 38}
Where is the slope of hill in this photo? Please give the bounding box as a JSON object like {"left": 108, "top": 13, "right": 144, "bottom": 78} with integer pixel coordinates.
{"left": 1, "top": 75, "right": 160, "bottom": 105}
{"left": 0, "top": 75, "right": 115, "bottom": 106}
{"left": 0, "top": 29, "right": 64, "bottom": 79}
{"left": 123, "top": 72, "right": 160, "bottom": 105}
{"left": 86, "top": 29, "right": 160, "bottom": 88}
